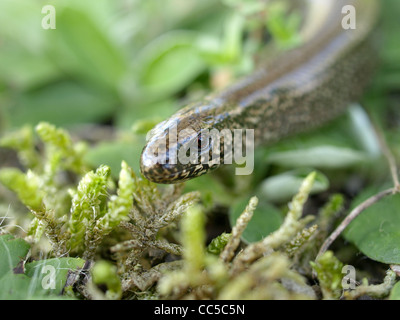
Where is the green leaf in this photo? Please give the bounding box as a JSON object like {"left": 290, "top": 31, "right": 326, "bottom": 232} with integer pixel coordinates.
{"left": 0, "top": 235, "right": 30, "bottom": 279}
{"left": 0, "top": 0, "right": 44, "bottom": 52}
{"left": 0, "top": 272, "right": 38, "bottom": 300}
{"left": 0, "top": 257, "right": 84, "bottom": 300}
{"left": 184, "top": 173, "right": 237, "bottom": 208}
{"left": 264, "top": 106, "right": 380, "bottom": 169}
{"left": 47, "top": 6, "right": 127, "bottom": 90}
{"left": 229, "top": 197, "right": 283, "bottom": 243}
{"left": 256, "top": 169, "right": 329, "bottom": 203}
{"left": 267, "top": 146, "right": 368, "bottom": 169}
{"left": 137, "top": 31, "right": 206, "bottom": 97}
{"left": 221, "top": 13, "right": 244, "bottom": 63}
{"left": 196, "top": 13, "right": 246, "bottom": 67}
{"left": 265, "top": 1, "right": 302, "bottom": 49}
{"left": 84, "top": 140, "right": 144, "bottom": 179}
{"left": 221, "top": 0, "right": 266, "bottom": 16}
{"left": 24, "top": 257, "right": 85, "bottom": 295}
{"left": 0, "top": 46, "right": 58, "bottom": 90}
{"left": 131, "top": 118, "right": 164, "bottom": 135}
{"left": 390, "top": 281, "right": 400, "bottom": 300}
{"left": 116, "top": 99, "right": 176, "bottom": 129}
{"left": 344, "top": 187, "right": 400, "bottom": 264}
{"left": 10, "top": 82, "right": 116, "bottom": 128}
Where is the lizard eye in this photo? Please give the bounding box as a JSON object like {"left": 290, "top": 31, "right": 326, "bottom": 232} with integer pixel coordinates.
{"left": 197, "top": 133, "right": 203, "bottom": 149}
{"left": 197, "top": 132, "right": 210, "bottom": 151}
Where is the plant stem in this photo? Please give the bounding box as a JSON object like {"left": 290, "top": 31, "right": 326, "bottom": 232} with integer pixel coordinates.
{"left": 316, "top": 188, "right": 395, "bottom": 261}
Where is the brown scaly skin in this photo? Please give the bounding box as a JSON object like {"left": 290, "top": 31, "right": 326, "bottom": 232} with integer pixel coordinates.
{"left": 140, "top": 0, "right": 379, "bottom": 184}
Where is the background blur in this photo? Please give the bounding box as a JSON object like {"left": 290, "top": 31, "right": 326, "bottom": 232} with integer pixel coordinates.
{"left": 0, "top": 0, "right": 248, "bottom": 130}
{"left": 0, "top": 0, "right": 400, "bottom": 191}
{"left": 0, "top": 0, "right": 272, "bottom": 175}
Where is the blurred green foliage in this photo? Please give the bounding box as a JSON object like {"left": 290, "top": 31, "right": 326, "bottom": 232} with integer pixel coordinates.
{"left": 0, "top": 0, "right": 308, "bottom": 132}
{"left": 0, "top": 0, "right": 235, "bottom": 130}
{"left": 0, "top": 234, "right": 84, "bottom": 299}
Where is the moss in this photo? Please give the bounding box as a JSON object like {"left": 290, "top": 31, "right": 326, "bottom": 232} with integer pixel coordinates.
{"left": 310, "top": 251, "right": 344, "bottom": 299}
{"left": 0, "top": 123, "right": 394, "bottom": 300}
{"left": 91, "top": 260, "right": 122, "bottom": 300}
{"left": 207, "top": 232, "right": 232, "bottom": 255}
